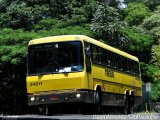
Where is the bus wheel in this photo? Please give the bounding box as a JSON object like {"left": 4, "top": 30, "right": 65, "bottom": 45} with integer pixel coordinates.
{"left": 94, "top": 89, "right": 102, "bottom": 114}
{"left": 128, "top": 104, "right": 134, "bottom": 114}
{"left": 128, "top": 94, "right": 134, "bottom": 114}
{"left": 121, "top": 97, "right": 129, "bottom": 114}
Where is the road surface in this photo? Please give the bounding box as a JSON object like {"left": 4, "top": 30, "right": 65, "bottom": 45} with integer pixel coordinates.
{"left": 1, "top": 113, "right": 160, "bottom": 120}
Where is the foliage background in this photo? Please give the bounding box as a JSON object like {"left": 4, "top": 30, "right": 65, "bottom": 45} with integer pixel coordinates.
{"left": 0, "top": 0, "right": 160, "bottom": 114}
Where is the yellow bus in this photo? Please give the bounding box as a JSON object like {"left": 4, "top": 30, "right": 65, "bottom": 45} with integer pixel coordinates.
{"left": 26, "top": 35, "right": 142, "bottom": 114}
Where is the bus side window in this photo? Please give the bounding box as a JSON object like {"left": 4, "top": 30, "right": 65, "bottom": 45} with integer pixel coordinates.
{"left": 101, "top": 49, "right": 107, "bottom": 65}
{"left": 115, "top": 54, "right": 118, "bottom": 68}
{"left": 97, "top": 47, "right": 101, "bottom": 64}
{"left": 123, "top": 58, "right": 128, "bottom": 72}
{"left": 132, "top": 61, "right": 136, "bottom": 74}
{"left": 131, "top": 61, "right": 135, "bottom": 74}
{"left": 91, "top": 45, "right": 96, "bottom": 62}
{"left": 91, "top": 45, "right": 101, "bottom": 64}
{"left": 135, "top": 62, "right": 140, "bottom": 76}
{"left": 128, "top": 60, "right": 133, "bottom": 73}
{"left": 106, "top": 51, "right": 111, "bottom": 66}
{"left": 116, "top": 54, "right": 122, "bottom": 70}
{"left": 107, "top": 51, "right": 115, "bottom": 68}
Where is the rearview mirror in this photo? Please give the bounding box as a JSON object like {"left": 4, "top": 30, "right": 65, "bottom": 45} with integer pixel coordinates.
{"left": 85, "top": 47, "right": 91, "bottom": 72}
{"left": 85, "top": 47, "right": 91, "bottom": 58}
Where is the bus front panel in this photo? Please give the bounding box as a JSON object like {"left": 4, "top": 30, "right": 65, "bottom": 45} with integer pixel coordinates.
{"left": 26, "top": 41, "right": 91, "bottom": 106}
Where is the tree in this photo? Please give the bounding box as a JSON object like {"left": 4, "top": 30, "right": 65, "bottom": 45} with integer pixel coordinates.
{"left": 0, "top": 28, "right": 37, "bottom": 114}
{"left": 147, "top": 44, "right": 160, "bottom": 90}
{"left": 97, "top": 0, "right": 120, "bottom": 8}
{"left": 124, "top": 0, "right": 160, "bottom": 11}
{"left": 150, "top": 67, "right": 160, "bottom": 101}
{"left": 91, "top": 2, "right": 129, "bottom": 49}
{"left": 151, "top": 78, "right": 160, "bottom": 101}
{"left": 68, "top": 0, "right": 97, "bottom": 22}
{"left": 124, "top": 2, "right": 150, "bottom": 26}
{"left": 0, "top": 0, "right": 50, "bottom": 29}
{"left": 121, "top": 27, "right": 153, "bottom": 61}
{"left": 49, "top": 0, "right": 71, "bottom": 19}
{"left": 141, "top": 6, "right": 160, "bottom": 101}
{"left": 142, "top": 6, "right": 160, "bottom": 41}
{"left": 149, "top": 44, "right": 160, "bottom": 101}
{"left": 150, "top": 45, "right": 160, "bottom": 67}
{"left": 0, "top": 0, "right": 97, "bottom": 29}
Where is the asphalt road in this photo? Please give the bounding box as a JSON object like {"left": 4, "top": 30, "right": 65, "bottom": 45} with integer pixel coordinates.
{"left": 1, "top": 113, "right": 160, "bottom": 120}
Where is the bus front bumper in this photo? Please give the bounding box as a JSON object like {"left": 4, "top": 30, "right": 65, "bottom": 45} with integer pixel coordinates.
{"left": 28, "top": 90, "right": 94, "bottom": 106}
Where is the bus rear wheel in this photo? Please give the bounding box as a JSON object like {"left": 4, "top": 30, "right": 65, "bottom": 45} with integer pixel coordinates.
{"left": 120, "top": 94, "right": 130, "bottom": 114}
{"left": 121, "top": 96, "right": 134, "bottom": 114}
{"left": 128, "top": 94, "right": 134, "bottom": 114}
{"left": 123, "top": 98, "right": 129, "bottom": 114}
{"left": 94, "top": 89, "right": 102, "bottom": 114}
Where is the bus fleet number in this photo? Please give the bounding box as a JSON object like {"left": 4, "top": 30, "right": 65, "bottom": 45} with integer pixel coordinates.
{"left": 30, "top": 82, "right": 42, "bottom": 86}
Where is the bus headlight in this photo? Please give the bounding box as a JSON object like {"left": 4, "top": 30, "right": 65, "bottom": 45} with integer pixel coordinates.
{"left": 76, "top": 93, "right": 81, "bottom": 99}
{"left": 30, "top": 97, "right": 35, "bottom": 101}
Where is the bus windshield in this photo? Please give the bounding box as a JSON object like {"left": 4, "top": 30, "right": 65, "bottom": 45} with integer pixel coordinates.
{"left": 28, "top": 41, "right": 83, "bottom": 75}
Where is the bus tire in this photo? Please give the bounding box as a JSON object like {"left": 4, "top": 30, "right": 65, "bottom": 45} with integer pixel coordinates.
{"left": 123, "top": 97, "right": 129, "bottom": 114}
{"left": 121, "top": 93, "right": 129, "bottom": 114}
{"left": 128, "top": 93, "right": 134, "bottom": 114}
{"left": 94, "top": 87, "right": 102, "bottom": 114}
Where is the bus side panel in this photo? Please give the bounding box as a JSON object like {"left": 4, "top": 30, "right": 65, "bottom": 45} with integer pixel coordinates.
{"left": 92, "top": 64, "right": 142, "bottom": 106}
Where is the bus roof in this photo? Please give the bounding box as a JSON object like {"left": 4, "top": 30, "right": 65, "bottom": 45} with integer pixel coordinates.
{"left": 29, "top": 35, "right": 139, "bottom": 62}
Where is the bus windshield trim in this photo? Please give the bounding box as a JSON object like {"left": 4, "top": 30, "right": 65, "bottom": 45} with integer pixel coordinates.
{"left": 27, "top": 41, "right": 84, "bottom": 75}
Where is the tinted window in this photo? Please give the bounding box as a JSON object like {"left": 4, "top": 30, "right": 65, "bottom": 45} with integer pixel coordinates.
{"left": 91, "top": 45, "right": 101, "bottom": 63}
{"left": 101, "top": 49, "right": 107, "bottom": 65}
{"left": 28, "top": 43, "right": 53, "bottom": 74}
{"left": 134, "top": 62, "right": 140, "bottom": 75}
{"left": 28, "top": 41, "right": 83, "bottom": 75}
{"left": 115, "top": 54, "right": 122, "bottom": 70}
{"left": 89, "top": 44, "right": 140, "bottom": 76}
{"left": 107, "top": 51, "right": 115, "bottom": 67}
{"left": 54, "top": 41, "right": 83, "bottom": 72}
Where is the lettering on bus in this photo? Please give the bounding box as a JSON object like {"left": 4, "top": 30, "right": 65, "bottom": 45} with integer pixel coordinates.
{"left": 30, "top": 82, "right": 43, "bottom": 86}
{"left": 105, "top": 69, "right": 114, "bottom": 78}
